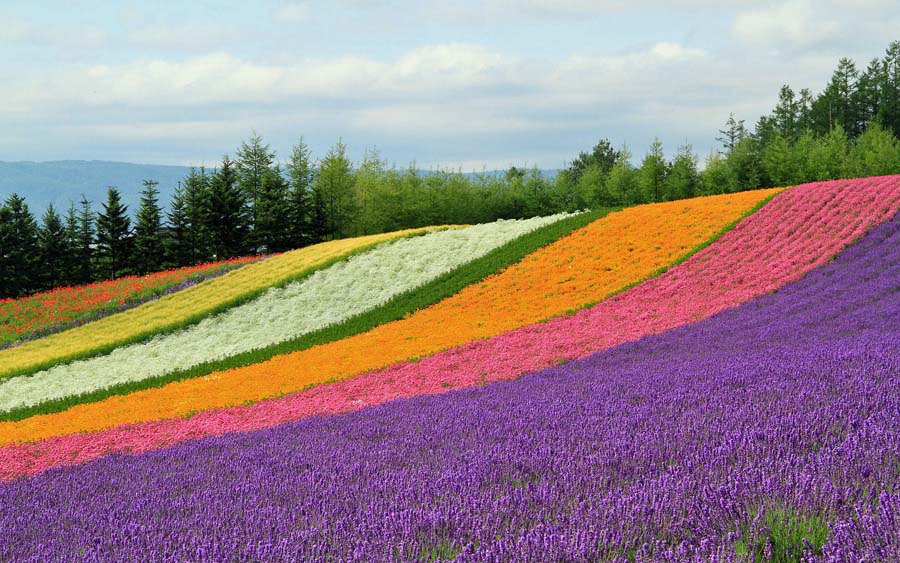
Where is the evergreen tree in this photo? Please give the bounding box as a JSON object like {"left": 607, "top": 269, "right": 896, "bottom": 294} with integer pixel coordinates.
{"left": 183, "top": 168, "right": 212, "bottom": 263}
{"left": 604, "top": 148, "right": 639, "bottom": 206}
{"left": 95, "top": 187, "right": 132, "bottom": 279}
{"left": 207, "top": 155, "right": 250, "bottom": 259}
{"left": 255, "top": 164, "right": 292, "bottom": 252}
{"left": 313, "top": 140, "right": 356, "bottom": 239}
{"left": 165, "top": 184, "right": 192, "bottom": 267}
{"left": 701, "top": 152, "right": 734, "bottom": 195}
{"left": 856, "top": 57, "right": 884, "bottom": 130}
{"left": 811, "top": 58, "right": 859, "bottom": 136}
{"left": 726, "top": 137, "right": 762, "bottom": 191}
{"left": 1, "top": 194, "right": 39, "bottom": 297}
{"left": 236, "top": 132, "right": 275, "bottom": 234}
{"left": 132, "top": 179, "right": 165, "bottom": 274}
{"left": 286, "top": 140, "right": 314, "bottom": 247}
{"left": 62, "top": 203, "right": 82, "bottom": 287}
{"left": 309, "top": 184, "right": 329, "bottom": 243}
{"left": 806, "top": 124, "right": 850, "bottom": 181}
{"left": 638, "top": 138, "right": 667, "bottom": 202}
{"left": 717, "top": 114, "right": 747, "bottom": 154}
{"left": 75, "top": 196, "right": 95, "bottom": 284}
{"left": 879, "top": 41, "right": 900, "bottom": 139}
{"left": 0, "top": 203, "right": 13, "bottom": 298}
{"left": 762, "top": 133, "right": 802, "bottom": 187}
{"left": 772, "top": 85, "right": 801, "bottom": 141}
{"left": 38, "top": 204, "right": 68, "bottom": 291}
{"left": 565, "top": 138, "right": 620, "bottom": 184}
{"left": 665, "top": 145, "right": 700, "bottom": 201}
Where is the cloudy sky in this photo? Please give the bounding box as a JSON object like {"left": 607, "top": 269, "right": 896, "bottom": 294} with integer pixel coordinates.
{"left": 1, "top": 0, "right": 898, "bottom": 170}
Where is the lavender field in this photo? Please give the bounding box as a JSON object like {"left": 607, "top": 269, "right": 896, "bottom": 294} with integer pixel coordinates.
{"left": 3, "top": 211, "right": 900, "bottom": 561}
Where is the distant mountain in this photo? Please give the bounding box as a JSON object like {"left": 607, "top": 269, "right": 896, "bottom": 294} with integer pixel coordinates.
{"left": 0, "top": 160, "right": 559, "bottom": 217}
{"left": 0, "top": 161, "right": 192, "bottom": 217}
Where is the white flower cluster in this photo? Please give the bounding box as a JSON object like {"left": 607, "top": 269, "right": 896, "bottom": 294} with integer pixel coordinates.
{"left": 0, "top": 213, "right": 575, "bottom": 412}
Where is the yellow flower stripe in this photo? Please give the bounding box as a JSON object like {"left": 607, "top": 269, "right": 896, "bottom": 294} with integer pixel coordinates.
{"left": 0, "top": 227, "right": 449, "bottom": 379}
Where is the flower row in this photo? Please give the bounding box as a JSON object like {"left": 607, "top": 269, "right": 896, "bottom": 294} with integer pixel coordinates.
{"left": 0, "top": 214, "right": 573, "bottom": 413}
{"left": 4, "top": 194, "right": 900, "bottom": 561}
{"left": 0, "top": 226, "right": 444, "bottom": 379}
{"left": 0, "top": 188, "right": 779, "bottom": 446}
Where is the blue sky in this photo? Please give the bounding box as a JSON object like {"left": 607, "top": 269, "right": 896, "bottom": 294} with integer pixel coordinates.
{"left": 1, "top": 0, "right": 898, "bottom": 170}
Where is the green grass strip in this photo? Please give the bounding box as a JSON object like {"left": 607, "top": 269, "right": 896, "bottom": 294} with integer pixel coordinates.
{"left": 0, "top": 229, "right": 444, "bottom": 381}
{"left": 1, "top": 211, "right": 607, "bottom": 421}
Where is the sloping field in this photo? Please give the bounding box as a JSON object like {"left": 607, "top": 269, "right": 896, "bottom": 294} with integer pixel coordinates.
{"left": 0, "top": 213, "right": 572, "bottom": 414}
{"left": 0, "top": 226, "right": 446, "bottom": 379}
{"left": 0, "top": 189, "right": 779, "bottom": 451}
{"left": 4, "top": 181, "right": 900, "bottom": 560}
{"left": 0, "top": 255, "right": 262, "bottom": 348}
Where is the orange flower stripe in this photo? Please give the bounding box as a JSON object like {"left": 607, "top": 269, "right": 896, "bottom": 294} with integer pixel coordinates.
{"left": 1, "top": 189, "right": 781, "bottom": 445}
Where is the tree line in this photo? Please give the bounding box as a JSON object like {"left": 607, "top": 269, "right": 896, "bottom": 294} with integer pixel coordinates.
{"left": 2, "top": 40, "right": 899, "bottom": 299}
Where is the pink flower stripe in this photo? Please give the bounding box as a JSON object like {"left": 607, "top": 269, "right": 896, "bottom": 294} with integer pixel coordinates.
{"left": 4, "top": 175, "right": 900, "bottom": 481}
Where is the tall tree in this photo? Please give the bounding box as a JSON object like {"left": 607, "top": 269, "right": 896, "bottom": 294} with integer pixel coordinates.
{"left": 132, "top": 179, "right": 165, "bottom": 274}
{"left": 95, "top": 187, "right": 132, "bottom": 279}
{"left": 236, "top": 132, "right": 276, "bottom": 234}
{"left": 638, "top": 138, "right": 667, "bottom": 202}
{"left": 74, "top": 196, "right": 95, "bottom": 284}
{"left": 62, "top": 203, "right": 82, "bottom": 287}
{"left": 879, "top": 41, "right": 900, "bottom": 139}
{"left": 165, "top": 184, "right": 192, "bottom": 267}
{"left": 855, "top": 57, "right": 884, "bottom": 133}
{"left": 38, "top": 204, "right": 68, "bottom": 291}
{"left": 717, "top": 113, "right": 747, "bottom": 154}
{"left": 255, "top": 164, "right": 292, "bottom": 252}
{"left": 206, "top": 155, "right": 250, "bottom": 259}
{"left": 286, "top": 139, "right": 314, "bottom": 248}
{"left": 665, "top": 144, "right": 700, "bottom": 201}
{"left": 772, "top": 85, "right": 801, "bottom": 141}
{"left": 845, "top": 122, "right": 900, "bottom": 178}
{"left": 0, "top": 194, "right": 40, "bottom": 297}
{"left": 313, "top": 140, "right": 355, "bottom": 239}
{"left": 565, "top": 138, "right": 621, "bottom": 184}
{"left": 183, "top": 168, "right": 211, "bottom": 263}
{"left": 811, "top": 58, "right": 859, "bottom": 136}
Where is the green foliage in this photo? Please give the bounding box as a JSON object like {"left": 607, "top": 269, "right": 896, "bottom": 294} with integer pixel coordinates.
{"left": 37, "top": 204, "right": 68, "bottom": 290}
{"left": 132, "top": 180, "right": 165, "bottom": 274}
{"left": 734, "top": 508, "right": 830, "bottom": 563}
{"left": 846, "top": 122, "right": 900, "bottom": 177}
{"left": 95, "top": 187, "right": 132, "bottom": 279}
{"left": 206, "top": 156, "right": 250, "bottom": 259}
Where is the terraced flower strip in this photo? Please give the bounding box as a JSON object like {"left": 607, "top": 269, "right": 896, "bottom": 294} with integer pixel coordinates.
{"left": 0, "top": 214, "right": 574, "bottom": 414}
{"left": 0, "top": 189, "right": 779, "bottom": 451}
{"left": 0, "top": 226, "right": 446, "bottom": 380}
{"left": 5, "top": 209, "right": 900, "bottom": 561}
{"left": 0, "top": 256, "right": 262, "bottom": 349}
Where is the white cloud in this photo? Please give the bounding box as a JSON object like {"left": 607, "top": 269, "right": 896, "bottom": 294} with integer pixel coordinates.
{"left": 274, "top": 1, "right": 311, "bottom": 24}
{"left": 651, "top": 42, "right": 706, "bottom": 61}
{"left": 732, "top": 0, "right": 840, "bottom": 50}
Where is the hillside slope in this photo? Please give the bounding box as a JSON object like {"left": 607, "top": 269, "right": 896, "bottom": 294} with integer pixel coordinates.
{"left": 4, "top": 180, "right": 900, "bottom": 560}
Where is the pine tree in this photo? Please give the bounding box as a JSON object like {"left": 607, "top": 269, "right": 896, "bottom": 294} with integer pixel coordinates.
{"left": 0, "top": 203, "right": 13, "bottom": 298}
{"left": 38, "top": 204, "right": 68, "bottom": 291}
{"left": 638, "top": 138, "right": 667, "bottom": 202}
{"left": 62, "top": 203, "right": 81, "bottom": 287}
{"left": 207, "top": 155, "right": 250, "bottom": 259}
{"left": 314, "top": 140, "right": 355, "bottom": 239}
{"left": 773, "top": 85, "right": 801, "bottom": 141}
{"left": 310, "top": 185, "right": 329, "bottom": 243}
{"left": 856, "top": 57, "right": 883, "bottom": 133}
{"left": 665, "top": 145, "right": 700, "bottom": 201}
{"left": 96, "top": 187, "right": 132, "bottom": 279}
{"left": 716, "top": 114, "right": 747, "bottom": 154}
{"left": 1, "top": 194, "right": 39, "bottom": 296}
{"left": 286, "top": 139, "right": 314, "bottom": 247}
{"left": 811, "top": 58, "right": 859, "bottom": 136}
{"left": 255, "top": 164, "right": 292, "bottom": 252}
{"left": 236, "top": 132, "right": 275, "bottom": 236}
{"left": 75, "top": 196, "right": 95, "bottom": 284}
{"left": 879, "top": 41, "right": 900, "bottom": 139}
{"left": 183, "top": 168, "right": 211, "bottom": 263}
{"left": 132, "top": 179, "right": 165, "bottom": 274}
{"left": 166, "top": 183, "right": 192, "bottom": 267}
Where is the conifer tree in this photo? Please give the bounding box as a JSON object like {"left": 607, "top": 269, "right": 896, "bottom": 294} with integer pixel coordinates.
{"left": 75, "top": 196, "right": 95, "bottom": 284}
{"left": 255, "top": 164, "right": 292, "bottom": 252}
{"left": 96, "top": 187, "right": 132, "bottom": 279}
{"left": 166, "top": 183, "right": 192, "bottom": 267}
{"left": 132, "top": 179, "right": 165, "bottom": 274}
{"left": 38, "top": 204, "right": 68, "bottom": 291}
{"left": 313, "top": 140, "right": 355, "bottom": 239}
{"left": 1, "top": 194, "right": 39, "bottom": 296}
{"left": 638, "top": 138, "right": 667, "bottom": 202}
{"left": 236, "top": 132, "right": 275, "bottom": 236}
{"left": 62, "top": 203, "right": 82, "bottom": 287}
{"left": 309, "top": 185, "right": 329, "bottom": 244}
{"left": 207, "top": 155, "right": 250, "bottom": 259}
{"left": 286, "top": 139, "right": 314, "bottom": 248}
{"left": 183, "top": 168, "right": 211, "bottom": 263}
